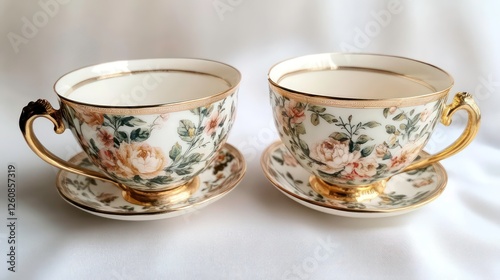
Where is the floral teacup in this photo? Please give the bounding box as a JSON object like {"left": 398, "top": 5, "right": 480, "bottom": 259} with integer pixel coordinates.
{"left": 268, "top": 53, "right": 480, "bottom": 201}
{"left": 20, "top": 58, "right": 241, "bottom": 205}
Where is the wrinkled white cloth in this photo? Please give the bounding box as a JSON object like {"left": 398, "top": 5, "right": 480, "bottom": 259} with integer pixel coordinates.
{"left": 1, "top": 1, "right": 499, "bottom": 279}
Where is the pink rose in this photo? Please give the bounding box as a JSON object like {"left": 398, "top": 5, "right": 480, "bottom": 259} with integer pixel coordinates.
{"left": 390, "top": 141, "right": 421, "bottom": 170}
{"left": 205, "top": 111, "right": 222, "bottom": 135}
{"left": 74, "top": 108, "right": 104, "bottom": 127}
{"left": 97, "top": 128, "right": 114, "bottom": 147}
{"left": 114, "top": 142, "right": 167, "bottom": 179}
{"left": 342, "top": 156, "right": 379, "bottom": 179}
{"left": 420, "top": 108, "right": 430, "bottom": 122}
{"left": 311, "top": 138, "right": 360, "bottom": 174}
{"left": 375, "top": 144, "right": 389, "bottom": 158}
{"left": 286, "top": 100, "right": 306, "bottom": 124}
{"left": 283, "top": 151, "right": 298, "bottom": 167}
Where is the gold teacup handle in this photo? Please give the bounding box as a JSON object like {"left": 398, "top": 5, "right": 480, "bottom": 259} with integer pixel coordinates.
{"left": 403, "top": 92, "right": 481, "bottom": 172}
{"left": 19, "top": 99, "right": 114, "bottom": 184}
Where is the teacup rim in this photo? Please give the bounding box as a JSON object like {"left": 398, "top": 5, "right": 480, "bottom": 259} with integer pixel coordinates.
{"left": 268, "top": 52, "right": 455, "bottom": 107}
{"left": 53, "top": 57, "right": 241, "bottom": 113}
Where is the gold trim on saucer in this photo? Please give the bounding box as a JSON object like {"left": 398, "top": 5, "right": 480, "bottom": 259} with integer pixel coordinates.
{"left": 260, "top": 141, "right": 448, "bottom": 214}
{"left": 55, "top": 143, "right": 247, "bottom": 217}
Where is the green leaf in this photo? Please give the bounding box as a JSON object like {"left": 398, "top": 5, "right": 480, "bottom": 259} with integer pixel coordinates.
{"left": 295, "top": 123, "right": 307, "bottom": 135}
{"left": 115, "top": 131, "right": 128, "bottom": 143}
{"left": 329, "top": 132, "right": 350, "bottom": 142}
{"left": 361, "top": 145, "right": 375, "bottom": 157}
{"left": 130, "top": 128, "right": 150, "bottom": 142}
{"left": 356, "top": 134, "right": 372, "bottom": 144}
{"left": 119, "top": 116, "right": 146, "bottom": 127}
{"left": 175, "top": 168, "right": 193, "bottom": 176}
{"left": 149, "top": 176, "right": 174, "bottom": 185}
{"left": 177, "top": 119, "right": 196, "bottom": 142}
{"left": 272, "top": 155, "right": 284, "bottom": 165}
{"left": 399, "top": 123, "right": 407, "bottom": 130}
{"left": 383, "top": 108, "right": 390, "bottom": 118}
{"left": 320, "top": 114, "right": 337, "bottom": 124}
{"left": 186, "top": 152, "right": 203, "bottom": 164}
{"left": 169, "top": 142, "right": 182, "bottom": 161}
{"left": 363, "top": 121, "right": 381, "bottom": 128}
{"left": 385, "top": 125, "right": 396, "bottom": 134}
{"left": 308, "top": 105, "right": 326, "bottom": 113}
{"left": 392, "top": 113, "right": 406, "bottom": 121}
{"left": 89, "top": 138, "right": 100, "bottom": 153}
{"left": 299, "top": 139, "right": 310, "bottom": 156}
{"left": 382, "top": 152, "right": 392, "bottom": 160}
{"left": 311, "top": 113, "right": 320, "bottom": 126}
{"left": 410, "top": 109, "right": 415, "bottom": 116}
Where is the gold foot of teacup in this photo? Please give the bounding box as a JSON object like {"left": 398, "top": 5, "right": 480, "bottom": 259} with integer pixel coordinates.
{"left": 309, "top": 176, "right": 386, "bottom": 202}
{"left": 117, "top": 177, "right": 200, "bottom": 207}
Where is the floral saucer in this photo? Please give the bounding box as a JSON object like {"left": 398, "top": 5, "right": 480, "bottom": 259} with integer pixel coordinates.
{"left": 261, "top": 141, "right": 448, "bottom": 218}
{"left": 56, "top": 143, "right": 246, "bottom": 221}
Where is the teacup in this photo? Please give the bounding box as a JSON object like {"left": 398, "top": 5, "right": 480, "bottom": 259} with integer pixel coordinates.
{"left": 268, "top": 53, "right": 480, "bottom": 201}
{"left": 20, "top": 58, "right": 241, "bottom": 205}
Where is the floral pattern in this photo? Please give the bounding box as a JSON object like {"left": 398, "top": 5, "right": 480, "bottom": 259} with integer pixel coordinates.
{"left": 263, "top": 143, "right": 447, "bottom": 216}
{"left": 56, "top": 144, "right": 245, "bottom": 218}
{"left": 270, "top": 90, "right": 444, "bottom": 185}
{"left": 62, "top": 94, "right": 237, "bottom": 191}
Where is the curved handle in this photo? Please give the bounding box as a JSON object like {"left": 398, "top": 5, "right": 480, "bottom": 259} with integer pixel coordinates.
{"left": 403, "top": 92, "right": 481, "bottom": 172}
{"left": 19, "top": 99, "right": 114, "bottom": 183}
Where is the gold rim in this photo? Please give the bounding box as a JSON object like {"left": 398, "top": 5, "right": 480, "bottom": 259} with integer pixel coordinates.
{"left": 260, "top": 141, "right": 448, "bottom": 214}
{"left": 54, "top": 58, "right": 241, "bottom": 114}
{"left": 268, "top": 53, "right": 454, "bottom": 108}
{"left": 55, "top": 143, "right": 247, "bottom": 216}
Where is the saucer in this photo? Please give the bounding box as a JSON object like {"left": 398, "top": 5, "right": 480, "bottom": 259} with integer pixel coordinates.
{"left": 261, "top": 141, "right": 448, "bottom": 218}
{"left": 56, "top": 143, "right": 246, "bottom": 221}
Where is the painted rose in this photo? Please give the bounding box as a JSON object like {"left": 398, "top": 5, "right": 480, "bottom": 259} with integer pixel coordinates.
{"left": 99, "top": 149, "right": 119, "bottom": 174}
{"left": 420, "top": 108, "right": 430, "bottom": 122}
{"left": 341, "top": 156, "right": 379, "bottom": 180}
{"left": 114, "top": 142, "right": 167, "bottom": 179}
{"left": 390, "top": 141, "right": 421, "bottom": 170}
{"left": 282, "top": 151, "right": 298, "bottom": 167}
{"left": 375, "top": 144, "right": 389, "bottom": 158}
{"left": 412, "top": 177, "right": 434, "bottom": 188}
{"left": 97, "top": 128, "right": 114, "bottom": 147}
{"left": 205, "top": 111, "right": 222, "bottom": 135}
{"left": 388, "top": 106, "right": 398, "bottom": 115}
{"left": 286, "top": 100, "right": 306, "bottom": 124}
{"left": 152, "top": 113, "right": 170, "bottom": 129}
{"left": 311, "top": 138, "right": 360, "bottom": 174}
{"left": 74, "top": 108, "right": 104, "bottom": 127}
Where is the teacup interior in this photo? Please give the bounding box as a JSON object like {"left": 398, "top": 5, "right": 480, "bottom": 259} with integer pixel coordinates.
{"left": 279, "top": 69, "right": 435, "bottom": 99}
{"left": 55, "top": 59, "right": 240, "bottom": 107}
{"left": 270, "top": 53, "right": 454, "bottom": 100}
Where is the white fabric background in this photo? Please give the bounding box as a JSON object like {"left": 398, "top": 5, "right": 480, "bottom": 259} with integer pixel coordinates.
{"left": 1, "top": 0, "right": 499, "bottom": 279}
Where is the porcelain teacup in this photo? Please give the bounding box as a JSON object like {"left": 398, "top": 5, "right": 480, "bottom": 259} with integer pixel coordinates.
{"left": 20, "top": 58, "right": 241, "bottom": 205}
{"left": 268, "top": 53, "right": 480, "bottom": 201}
